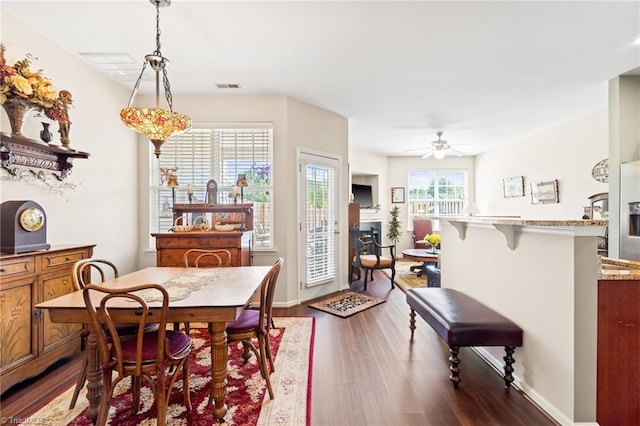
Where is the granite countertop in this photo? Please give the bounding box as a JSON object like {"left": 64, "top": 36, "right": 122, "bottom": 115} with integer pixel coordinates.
{"left": 437, "top": 216, "right": 608, "bottom": 227}
{"left": 600, "top": 257, "right": 640, "bottom": 280}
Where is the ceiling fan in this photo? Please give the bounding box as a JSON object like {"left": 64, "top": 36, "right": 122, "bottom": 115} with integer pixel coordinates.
{"left": 420, "top": 132, "right": 465, "bottom": 159}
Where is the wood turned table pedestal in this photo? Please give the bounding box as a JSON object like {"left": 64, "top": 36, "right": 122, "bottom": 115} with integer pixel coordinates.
{"left": 402, "top": 249, "right": 439, "bottom": 277}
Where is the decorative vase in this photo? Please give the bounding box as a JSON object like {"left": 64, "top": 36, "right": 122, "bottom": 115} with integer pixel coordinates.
{"left": 58, "top": 122, "right": 71, "bottom": 149}
{"left": 2, "top": 98, "right": 33, "bottom": 138}
{"left": 39, "top": 122, "right": 53, "bottom": 143}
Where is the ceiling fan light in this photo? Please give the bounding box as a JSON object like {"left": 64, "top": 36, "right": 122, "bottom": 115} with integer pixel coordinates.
{"left": 433, "top": 149, "right": 446, "bottom": 160}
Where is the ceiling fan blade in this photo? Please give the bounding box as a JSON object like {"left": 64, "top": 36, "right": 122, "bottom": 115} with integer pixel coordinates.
{"left": 404, "top": 147, "right": 429, "bottom": 152}
{"left": 447, "top": 147, "right": 466, "bottom": 156}
{"left": 421, "top": 151, "right": 435, "bottom": 159}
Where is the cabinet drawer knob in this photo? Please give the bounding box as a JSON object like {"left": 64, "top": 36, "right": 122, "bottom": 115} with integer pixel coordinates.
{"left": 0, "top": 267, "right": 5, "bottom": 272}
{"left": 65, "top": 256, "right": 71, "bottom": 261}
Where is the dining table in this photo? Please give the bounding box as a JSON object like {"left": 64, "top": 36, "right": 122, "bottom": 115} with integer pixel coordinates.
{"left": 35, "top": 265, "right": 271, "bottom": 423}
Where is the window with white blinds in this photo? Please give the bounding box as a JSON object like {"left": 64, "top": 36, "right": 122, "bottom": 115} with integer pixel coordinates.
{"left": 152, "top": 125, "right": 273, "bottom": 249}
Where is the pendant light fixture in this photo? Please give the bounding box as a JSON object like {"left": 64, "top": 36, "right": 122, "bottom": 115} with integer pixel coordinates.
{"left": 120, "top": 0, "right": 191, "bottom": 158}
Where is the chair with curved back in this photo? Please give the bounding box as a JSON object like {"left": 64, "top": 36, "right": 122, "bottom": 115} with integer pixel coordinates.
{"left": 412, "top": 218, "right": 434, "bottom": 249}
{"left": 225, "top": 258, "right": 284, "bottom": 400}
{"left": 183, "top": 248, "right": 232, "bottom": 268}
{"left": 83, "top": 283, "right": 192, "bottom": 426}
{"left": 177, "top": 249, "right": 232, "bottom": 334}
{"left": 349, "top": 224, "right": 396, "bottom": 291}
{"left": 69, "top": 258, "right": 157, "bottom": 409}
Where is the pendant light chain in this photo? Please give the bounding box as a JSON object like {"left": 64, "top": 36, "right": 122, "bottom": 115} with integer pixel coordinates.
{"left": 154, "top": 1, "right": 174, "bottom": 111}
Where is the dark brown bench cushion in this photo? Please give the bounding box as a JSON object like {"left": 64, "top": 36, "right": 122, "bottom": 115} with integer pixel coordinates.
{"left": 406, "top": 288, "right": 522, "bottom": 348}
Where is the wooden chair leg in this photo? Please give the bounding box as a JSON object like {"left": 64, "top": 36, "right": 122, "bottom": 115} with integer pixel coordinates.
{"left": 390, "top": 268, "right": 396, "bottom": 289}
{"left": 241, "top": 341, "right": 252, "bottom": 362}
{"left": 264, "top": 333, "right": 275, "bottom": 372}
{"left": 363, "top": 268, "right": 369, "bottom": 291}
{"left": 182, "top": 359, "right": 192, "bottom": 411}
{"left": 69, "top": 353, "right": 88, "bottom": 409}
{"left": 258, "top": 336, "right": 274, "bottom": 399}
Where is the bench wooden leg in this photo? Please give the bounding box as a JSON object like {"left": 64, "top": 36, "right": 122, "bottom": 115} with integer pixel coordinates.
{"left": 409, "top": 308, "right": 416, "bottom": 340}
{"left": 503, "top": 346, "right": 516, "bottom": 388}
{"left": 449, "top": 346, "right": 461, "bottom": 389}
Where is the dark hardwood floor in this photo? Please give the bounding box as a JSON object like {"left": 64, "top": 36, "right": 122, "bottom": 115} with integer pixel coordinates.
{"left": 1, "top": 271, "right": 558, "bottom": 425}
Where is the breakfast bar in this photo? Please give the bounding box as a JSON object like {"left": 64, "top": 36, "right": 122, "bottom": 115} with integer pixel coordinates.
{"left": 436, "top": 216, "right": 609, "bottom": 425}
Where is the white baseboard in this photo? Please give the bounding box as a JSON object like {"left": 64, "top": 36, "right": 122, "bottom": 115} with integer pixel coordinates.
{"left": 473, "top": 347, "right": 574, "bottom": 426}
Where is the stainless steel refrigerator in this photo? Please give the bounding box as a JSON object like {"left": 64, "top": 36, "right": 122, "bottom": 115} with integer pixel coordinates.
{"left": 620, "top": 160, "right": 640, "bottom": 261}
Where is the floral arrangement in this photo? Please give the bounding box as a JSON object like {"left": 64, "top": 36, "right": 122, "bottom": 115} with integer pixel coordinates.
{"left": 0, "top": 43, "right": 72, "bottom": 123}
{"left": 424, "top": 234, "right": 441, "bottom": 247}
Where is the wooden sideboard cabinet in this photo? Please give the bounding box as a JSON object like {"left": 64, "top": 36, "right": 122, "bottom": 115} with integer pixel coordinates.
{"left": 152, "top": 232, "right": 252, "bottom": 267}
{"left": 597, "top": 279, "right": 640, "bottom": 425}
{"left": 0, "top": 244, "right": 95, "bottom": 394}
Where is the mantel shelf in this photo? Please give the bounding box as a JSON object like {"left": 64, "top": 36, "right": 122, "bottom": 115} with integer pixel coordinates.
{"left": 0, "top": 133, "right": 90, "bottom": 179}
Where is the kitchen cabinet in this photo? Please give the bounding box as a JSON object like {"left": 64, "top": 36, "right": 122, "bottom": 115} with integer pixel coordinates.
{"left": 597, "top": 278, "right": 640, "bottom": 425}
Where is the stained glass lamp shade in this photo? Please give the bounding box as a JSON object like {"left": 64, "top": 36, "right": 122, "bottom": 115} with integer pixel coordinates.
{"left": 120, "top": 106, "right": 191, "bottom": 157}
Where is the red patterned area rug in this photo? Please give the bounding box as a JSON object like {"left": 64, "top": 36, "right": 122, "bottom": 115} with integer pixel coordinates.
{"left": 27, "top": 317, "right": 314, "bottom": 426}
{"left": 308, "top": 291, "right": 386, "bottom": 318}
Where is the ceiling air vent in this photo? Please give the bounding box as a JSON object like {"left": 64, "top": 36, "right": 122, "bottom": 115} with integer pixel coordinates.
{"left": 216, "top": 83, "right": 241, "bottom": 89}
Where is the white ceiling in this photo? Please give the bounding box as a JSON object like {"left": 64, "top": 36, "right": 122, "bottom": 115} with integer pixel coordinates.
{"left": 3, "top": 1, "right": 640, "bottom": 157}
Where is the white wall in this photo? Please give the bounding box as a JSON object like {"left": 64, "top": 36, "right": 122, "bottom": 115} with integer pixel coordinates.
{"left": 1, "top": 12, "right": 139, "bottom": 273}
{"left": 287, "top": 97, "right": 349, "bottom": 301}
{"left": 475, "top": 110, "right": 609, "bottom": 219}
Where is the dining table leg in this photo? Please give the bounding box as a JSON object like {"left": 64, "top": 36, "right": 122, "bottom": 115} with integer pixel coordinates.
{"left": 84, "top": 330, "right": 103, "bottom": 422}
{"left": 208, "top": 321, "right": 229, "bottom": 421}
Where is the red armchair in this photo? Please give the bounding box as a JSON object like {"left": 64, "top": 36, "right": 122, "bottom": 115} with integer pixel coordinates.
{"left": 412, "top": 218, "right": 433, "bottom": 249}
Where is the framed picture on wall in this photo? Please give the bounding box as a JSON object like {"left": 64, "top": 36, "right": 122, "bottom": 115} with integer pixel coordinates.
{"left": 531, "top": 180, "right": 559, "bottom": 204}
{"left": 391, "top": 187, "right": 405, "bottom": 203}
{"left": 503, "top": 176, "right": 525, "bottom": 198}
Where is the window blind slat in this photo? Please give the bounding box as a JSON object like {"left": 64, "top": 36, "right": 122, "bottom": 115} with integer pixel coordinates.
{"left": 152, "top": 127, "right": 274, "bottom": 249}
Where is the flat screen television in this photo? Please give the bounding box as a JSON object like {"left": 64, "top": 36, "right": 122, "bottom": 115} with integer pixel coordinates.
{"left": 352, "top": 183, "right": 373, "bottom": 208}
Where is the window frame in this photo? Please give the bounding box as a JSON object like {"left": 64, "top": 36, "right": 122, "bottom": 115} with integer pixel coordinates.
{"left": 407, "top": 169, "right": 469, "bottom": 230}
{"left": 149, "top": 123, "right": 274, "bottom": 250}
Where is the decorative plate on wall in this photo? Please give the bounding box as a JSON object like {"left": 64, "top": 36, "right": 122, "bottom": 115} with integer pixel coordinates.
{"left": 591, "top": 158, "right": 609, "bottom": 183}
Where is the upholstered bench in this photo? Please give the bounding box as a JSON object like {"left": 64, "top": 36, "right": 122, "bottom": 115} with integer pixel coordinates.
{"left": 406, "top": 288, "right": 523, "bottom": 389}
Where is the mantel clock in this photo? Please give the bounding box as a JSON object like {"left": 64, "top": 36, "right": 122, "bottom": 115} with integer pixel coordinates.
{"left": 1, "top": 200, "right": 51, "bottom": 254}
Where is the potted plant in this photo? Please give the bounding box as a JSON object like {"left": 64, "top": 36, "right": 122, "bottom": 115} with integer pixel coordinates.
{"left": 387, "top": 205, "right": 402, "bottom": 245}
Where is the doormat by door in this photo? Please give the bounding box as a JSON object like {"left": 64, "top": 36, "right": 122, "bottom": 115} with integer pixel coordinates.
{"left": 308, "top": 291, "right": 386, "bottom": 318}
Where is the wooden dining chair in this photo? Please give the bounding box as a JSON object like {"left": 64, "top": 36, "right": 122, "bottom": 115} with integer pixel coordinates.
{"left": 177, "top": 249, "right": 233, "bottom": 333}
{"left": 349, "top": 224, "right": 396, "bottom": 291}
{"left": 183, "top": 248, "right": 232, "bottom": 268}
{"left": 69, "top": 259, "right": 157, "bottom": 409}
{"left": 225, "top": 258, "right": 284, "bottom": 400}
{"left": 82, "top": 283, "right": 192, "bottom": 426}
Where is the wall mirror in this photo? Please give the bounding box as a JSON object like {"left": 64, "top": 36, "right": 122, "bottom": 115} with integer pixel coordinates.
{"left": 588, "top": 192, "right": 608, "bottom": 219}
